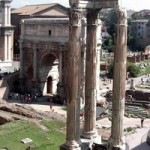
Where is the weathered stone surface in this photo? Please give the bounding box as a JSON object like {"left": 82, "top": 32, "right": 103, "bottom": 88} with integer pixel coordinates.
{"left": 108, "top": 8, "right": 127, "bottom": 150}
{"left": 83, "top": 9, "right": 100, "bottom": 139}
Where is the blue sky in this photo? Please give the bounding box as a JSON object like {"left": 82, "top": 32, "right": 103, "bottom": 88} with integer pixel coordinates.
{"left": 11, "top": 0, "right": 150, "bottom": 11}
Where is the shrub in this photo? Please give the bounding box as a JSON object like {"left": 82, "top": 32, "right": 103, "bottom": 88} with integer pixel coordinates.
{"left": 107, "top": 61, "right": 141, "bottom": 78}
{"left": 127, "top": 62, "right": 141, "bottom": 77}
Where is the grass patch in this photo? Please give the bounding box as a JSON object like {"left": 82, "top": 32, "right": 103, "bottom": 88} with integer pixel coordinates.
{"left": 145, "top": 66, "right": 150, "bottom": 74}
{"left": 0, "top": 120, "right": 65, "bottom": 150}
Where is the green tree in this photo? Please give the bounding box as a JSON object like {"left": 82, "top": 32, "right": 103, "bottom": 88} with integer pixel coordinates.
{"left": 107, "top": 61, "right": 141, "bottom": 78}
{"left": 127, "top": 62, "right": 141, "bottom": 77}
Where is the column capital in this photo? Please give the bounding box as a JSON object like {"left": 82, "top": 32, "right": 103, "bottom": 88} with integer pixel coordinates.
{"left": 115, "top": 8, "right": 127, "bottom": 26}
{"left": 69, "top": 9, "right": 82, "bottom": 27}
{"left": 86, "top": 9, "right": 100, "bottom": 26}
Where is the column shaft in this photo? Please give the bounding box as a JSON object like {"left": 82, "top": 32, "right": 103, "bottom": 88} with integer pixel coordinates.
{"left": 83, "top": 10, "right": 100, "bottom": 139}
{"left": 59, "top": 49, "right": 63, "bottom": 84}
{"left": 96, "top": 19, "right": 102, "bottom": 102}
{"left": 58, "top": 48, "right": 64, "bottom": 99}
{"left": 33, "top": 44, "right": 38, "bottom": 81}
{"left": 60, "top": 9, "right": 82, "bottom": 150}
{"left": 4, "top": 34, "right": 7, "bottom": 61}
{"left": 108, "top": 8, "right": 127, "bottom": 150}
{"left": 80, "top": 18, "right": 86, "bottom": 107}
{"left": 19, "top": 41, "right": 24, "bottom": 79}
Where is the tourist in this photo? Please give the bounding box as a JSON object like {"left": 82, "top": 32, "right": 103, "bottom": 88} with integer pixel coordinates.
{"left": 141, "top": 118, "right": 144, "bottom": 128}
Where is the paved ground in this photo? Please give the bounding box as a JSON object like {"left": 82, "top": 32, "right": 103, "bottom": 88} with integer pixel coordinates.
{"left": 126, "top": 128, "right": 150, "bottom": 150}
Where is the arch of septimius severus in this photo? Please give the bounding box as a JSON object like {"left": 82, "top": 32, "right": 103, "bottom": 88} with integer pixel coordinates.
{"left": 60, "top": 0, "right": 127, "bottom": 150}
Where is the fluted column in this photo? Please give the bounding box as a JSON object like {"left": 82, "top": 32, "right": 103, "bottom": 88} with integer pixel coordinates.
{"left": 80, "top": 18, "right": 86, "bottom": 107}
{"left": 108, "top": 8, "right": 127, "bottom": 150}
{"left": 83, "top": 9, "right": 100, "bottom": 139}
{"left": 96, "top": 19, "right": 102, "bottom": 102}
{"left": 60, "top": 9, "right": 82, "bottom": 150}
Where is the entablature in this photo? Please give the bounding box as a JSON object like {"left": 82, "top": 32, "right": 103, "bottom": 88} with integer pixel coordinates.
{"left": 70, "top": 0, "right": 118, "bottom": 9}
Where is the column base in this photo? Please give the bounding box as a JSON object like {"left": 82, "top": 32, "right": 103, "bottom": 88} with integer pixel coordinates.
{"left": 82, "top": 130, "right": 98, "bottom": 139}
{"left": 81, "top": 135, "right": 101, "bottom": 149}
{"left": 60, "top": 141, "right": 81, "bottom": 150}
{"left": 108, "top": 136, "right": 126, "bottom": 150}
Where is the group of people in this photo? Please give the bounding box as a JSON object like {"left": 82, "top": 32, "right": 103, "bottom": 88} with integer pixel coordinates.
{"left": 9, "top": 91, "right": 39, "bottom": 104}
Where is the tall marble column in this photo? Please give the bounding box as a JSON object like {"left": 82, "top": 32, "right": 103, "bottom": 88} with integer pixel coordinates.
{"left": 60, "top": 9, "right": 82, "bottom": 150}
{"left": 80, "top": 18, "right": 86, "bottom": 107}
{"left": 96, "top": 19, "right": 102, "bottom": 102}
{"left": 108, "top": 8, "right": 127, "bottom": 150}
{"left": 83, "top": 9, "right": 100, "bottom": 139}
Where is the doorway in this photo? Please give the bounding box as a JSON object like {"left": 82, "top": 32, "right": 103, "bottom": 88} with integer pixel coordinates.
{"left": 47, "top": 76, "right": 52, "bottom": 93}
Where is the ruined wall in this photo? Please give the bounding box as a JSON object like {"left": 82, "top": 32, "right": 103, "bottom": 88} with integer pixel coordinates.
{"left": 126, "top": 89, "right": 150, "bottom": 101}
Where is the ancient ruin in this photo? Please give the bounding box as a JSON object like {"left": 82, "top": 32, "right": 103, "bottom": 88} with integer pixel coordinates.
{"left": 60, "top": 0, "right": 127, "bottom": 150}
{"left": 0, "top": 0, "right": 13, "bottom": 67}
{"left": 19, "top": 18, "right": 69, "bottom": 99}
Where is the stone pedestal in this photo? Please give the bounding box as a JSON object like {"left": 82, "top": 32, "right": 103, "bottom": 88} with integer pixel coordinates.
{"left": 60, "top": 142, "right": 81, "bottom": 150}
{"left": 130, "top": 79, "right": 135, "bottom": 90}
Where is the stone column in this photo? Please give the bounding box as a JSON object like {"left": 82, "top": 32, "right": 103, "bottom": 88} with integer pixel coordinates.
{"left": 83, "top": 9, "right": 100, "bottom": 139}
{"left": 57, "top": 46, "right": 65, "bottom": 99}
{"left": 7, "top": 35, "right": 10, "bottom": 60}
{"left": 60, "top": 9, "right": 82, "bottom": 150}
{"left": 19, "top": 40, "right": 24, "bottom": 79}
{"left": 4, "top": 34, "right": 8, "bottom": 61}
{"left": 59, "top": 48, "right": 63, "bottom": 84}
{"left": 80, "top": 18, "right": 86, "bottom": 107}
{"left": 96, "top": 19, "right": 102, "bottom": 102}
{"left": 33, "top": 43, "right": 38, "bottom": 86}
{"left": 19, "top": 40, "right": 25, "bottom": 93}
{"left": 108, "top": 8, "right": 127, "bottom": 150}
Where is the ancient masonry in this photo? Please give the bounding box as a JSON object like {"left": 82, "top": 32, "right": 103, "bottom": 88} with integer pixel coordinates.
{"left": 0, "top": 0, "right": 13, "bottom": 66}
{"left": 60, "top": 0, "right": 127, "bottom": 150}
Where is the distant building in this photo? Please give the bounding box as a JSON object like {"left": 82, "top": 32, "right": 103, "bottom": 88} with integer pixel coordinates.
{"left": 0, "top": 0, "right": 14, "bottom": 66}
{"left": 11, "top": 3, "right": 68, "bottom": 59}
{"left": 130, "top": 19, "right": 150, "bottom": 50}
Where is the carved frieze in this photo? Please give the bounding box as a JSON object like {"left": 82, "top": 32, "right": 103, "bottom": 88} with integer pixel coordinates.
{"left": 69, "top": 0, "right": 118, "bottom": 9}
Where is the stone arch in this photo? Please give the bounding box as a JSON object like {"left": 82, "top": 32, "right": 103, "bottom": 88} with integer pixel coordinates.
{"left": 41, "top": 53, "right": 58, "bottom": 67}
{"left": 39, "top": 53, "right": 59, "bottom": 95}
